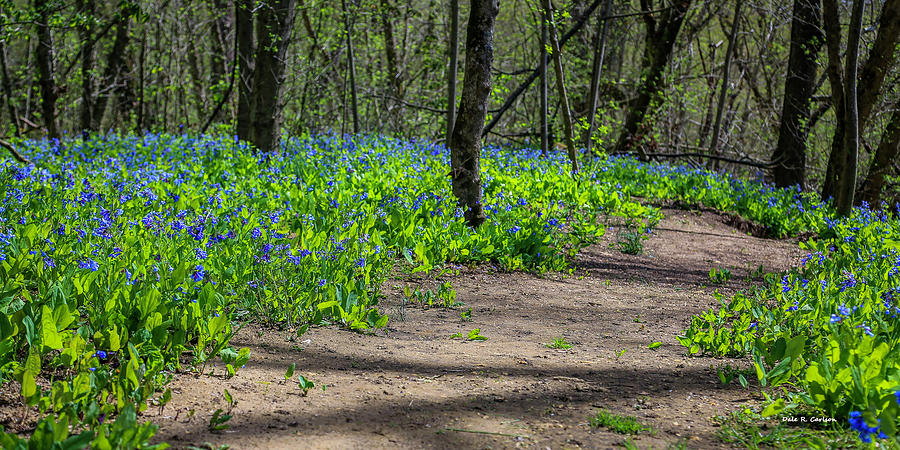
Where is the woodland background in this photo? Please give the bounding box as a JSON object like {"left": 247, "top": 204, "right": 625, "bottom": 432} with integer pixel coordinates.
{"left": 2, "top": 0, "right": 900, "bottom": 209}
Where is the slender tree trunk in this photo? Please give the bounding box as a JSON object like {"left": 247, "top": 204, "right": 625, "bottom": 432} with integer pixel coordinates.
{"left": 450, "top": 0, "right": 499, "bottom": 228}
{"left": 380, "top": 0, "right": 402, "bottom": 132}
{"left": 820, "top": 0, "right": 844, "bottom": 200}
{"left": 856, "top": 0, "right": 900, "bottom": 129}
{"left": 584, "top": 0, "right": 612, "bottom": 153}
{"left": 93, "top": 16, "right": 131, "bottom": 129}
{"left": 482, "top": 0, "right": 603, "bottom": 137}
{"left": 859, "top": 109, "right": 900, "bottom": 207}
{"left": 542, "top": 0, "right": 578, "bottom": 174}
{"left": 612, "top": 0, "right": 693, "bottom": 159}
{"left": 186, "top": 15, "right": 208, "bottom": 121}
{"left": 248, "top": 0, "right": 297, "bottom": 152}
{"left": 210, "top": 0, "right": 231, "bottom": 87}
{"left": 77, "top": 0, "right": 96, "bottom": 134}
{"left": 708, "top": 0, "right": 742, "bottom": 168}
{"left": 33, "top": 0, "right": 60, "bottom": 138}
{"left": 835, "top": 0, "right": 864, "bottom": 216}
{"left": 822, "top": 0, "right": 900, "bottom": 199}
{"left": 540, "top": 8, "right": 548, "bottom": 155}
{"left": 235, "top": 0, "right": 255, "bottom": 141}
{"left": 0, "top": 36, "right": 19, "bottom": 135}
{"left": 771, "top": 0, "right": 822, "bottom": 188}
{"left": 136, "top": 28, "right": 146, "bottom": 133}
{"left": 343, "top": 0, "right": 360, "bottom": 134}
{"left": 447, "top": 0, "right": 459, "bottom": 147}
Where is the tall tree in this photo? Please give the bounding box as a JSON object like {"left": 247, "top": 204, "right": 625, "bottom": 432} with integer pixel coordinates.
{"left": 77, "top": 0, "right": 96, "bottom": 134}
{"left": 542, "top": 0, "right": 578, "bottom": 174}
{"left": 342, "top": 0, "right": 360, "bottom": 134}
{"left": 33, "top": 0, "right": 60, "bottom": 139}
{"left": 482, "top": 0, "right": 603, "bottom": 137}
{"left": 248, "top": 0, "right": 297, "bottom": 152}
{"left": 92, "top": 10, "right": 132, "bottom": 129}
{"left": 821, "top": 0, "right": 900, "bottom": 200}
{"left": 380, "top": 0, "right": 402, "bottom": 131}
{"left": 612, "top": 0, "right": 692, "bottom": 159}
{"left": 447, "top": 0, "right": 459, "bottom": 147}
{"left": 834, "top": 0, "right": 863, "bottom": 216}
{"left": 859, "top": 109, "right": 900, "bottom": 207}
{"left": 539, "top": 7, "right": 548, "bottom": 155}
{"left": 771, "top": 0, "right": 823, "bottom": 188}
{"left": 235, "top": 0, "right": 254, "bottom": 142}
{"left": 450, "top": 0, "right": 499, "bottom": 228}
{"left": 584, "top": 0, "right": 612, "bottom": 153}
{"left": 0, "top": 25, "right": 19, "bottom": 135}
{"left": 708, "top": 0, "right": 742, "bottom": 166}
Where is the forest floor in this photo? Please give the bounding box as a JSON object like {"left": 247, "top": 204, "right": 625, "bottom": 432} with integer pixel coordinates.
{"left": 147, "top": 207, "right": 803, "bottom": 449}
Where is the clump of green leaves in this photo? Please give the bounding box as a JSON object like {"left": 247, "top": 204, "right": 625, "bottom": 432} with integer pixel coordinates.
{"left": 708, "top": 267, "right": 732, "bottom": 284}
{"left": 451, "top": 328, "right": 487, "bottom": 341}
{"left": 467, "top": 328, "right": 488, "bottom": 341}
{"left": 208, "top": 390, "right": 237, "bottom": 433}
{"left": 545, "top": 337, "right": 573, "bottom": 349}
{"left": 589, "top": 409, "right": 652, "bottom": 435}
{"left": 614, "top": 224, "right": 648, "bottom": 255}
{"left": 715, "top": 364, "right": 750, "bottom": 388}
{"left": 297, "top": 375, "right": 315, "bottom": 396}
{"left": 404, "top": 281, "right": 461, "bottom": 308}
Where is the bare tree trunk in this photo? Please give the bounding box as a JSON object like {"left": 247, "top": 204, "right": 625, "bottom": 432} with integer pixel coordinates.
{"left": 235, "top": 0, "right": 255, "bottom": 141}
{"left": 542, "top": 0, "right": 578, "bottom": 174}
{"left": 0, "top": 36, "right": 19, "bottom": 135}
{"left": 708, "top": 0, "right": 741, "bottom": 169}
{"left": 136, "top": 28, "right": 146, "bottom": 133}
{"left": 482, "top": 0, "right": 603, "bottom": 137}
{"left": 450, "top": 0, "right": 499, "bottom": 228}
{"left": 343, "top": 0, "right": 360, "bottom": 134}
{"left": 33, "top": 0, "right": 60, "bottom": 138}
{"left": 93, "top": 15, "right": 131, "bottom": 130}
{"left": 859, "top": 109, "right": 900, "bottom": 207}
{"left": 584, "top": 0, "right": 612, "bottom": 153}
{"left": 248, "top": 0, "right": 297, "bottom": 152}
{"left": 447, "top": 0, "right": 459, "bottom": 147}
{"left": 612, "top": 0, "right": 693, "bottom": 159}
{"left": 210, "top": 0, "right": 231, "bottom": 87}
{"left": 540, "top": 8, "right": 548, "bottom": 155}
{"left": 380, "top": 0, "right": 402, "bottom": 132}
{"left": 820, "top": 0, "right": 844, "bottom": 200}
{"left": 187, "top": 15, "right": 208, "bottom": 121}
{"left": 771, "top": 0, "right": 822, "bottom": 188}
{"left": 822, "top": 0, "right": 900, "bottom": 199}
{"left": 835, "top": 0, "right": 864, "bottom": 216}
{"left": 77, "top": 0, "right": 96, "bottom": 134}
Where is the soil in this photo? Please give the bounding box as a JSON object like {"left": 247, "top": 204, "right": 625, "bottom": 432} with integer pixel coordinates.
{"left": 141, "top": 208, "right": 804, "bottom": 449}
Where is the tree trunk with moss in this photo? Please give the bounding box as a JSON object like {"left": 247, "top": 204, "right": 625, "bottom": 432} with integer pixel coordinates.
{"left": 449, "top": 0, "right": 499, "bottom": 228}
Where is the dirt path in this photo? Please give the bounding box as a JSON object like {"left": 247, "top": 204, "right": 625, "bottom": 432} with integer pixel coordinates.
{"left": 148, "top": 208, "right": 802, "bottom": 449}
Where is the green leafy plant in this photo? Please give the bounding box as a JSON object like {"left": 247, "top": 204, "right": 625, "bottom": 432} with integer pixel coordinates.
{"left": 466, "top": 328, "right": 487, "bottom": 341}
{"left": 546, "top": 337, "right": 573, "bottom": 349}
{"left": 647, "top": 342, "right": 662, "bottom": 350}
{"left": 614, "top": 225, "right": 647, "bottom": 255}
{"left": 297, "top": 375, "right": 315, "bottom": 396}
{"left": 708, "top": 267, "right": 732, "bottom": 284}
{"left": 284, "top": 363, "right": 296, "bottom": 381}
{"left": 589, "top": 409, "right": 652, "bottom": 435}
{"left": 715, "top": 364, "right": 750, "bottom": 388}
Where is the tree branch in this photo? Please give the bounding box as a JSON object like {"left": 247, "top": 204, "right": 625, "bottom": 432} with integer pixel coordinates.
{"left": 0, "top": 139, "right": 31, "bottom": 165}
